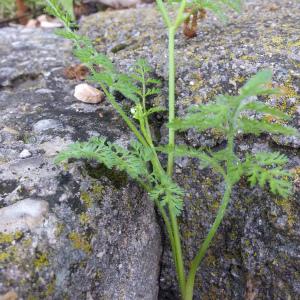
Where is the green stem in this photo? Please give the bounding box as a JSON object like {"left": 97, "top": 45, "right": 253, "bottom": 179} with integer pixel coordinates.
{"left": 156, "top": 0, "right": 171, "bottom": 27}
{"left": 167, "top": 27, "right": 176, "bottom": 176}
{"left": 100, "top": 84, "right": 148, "bottom": 148}
{"left": 166, "top": 26, "right": 186, "bottom": 298}
{"left": 185, "top": 184, "right": 232, "bottom": 300}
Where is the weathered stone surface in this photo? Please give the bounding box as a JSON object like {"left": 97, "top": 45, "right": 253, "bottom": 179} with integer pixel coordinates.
{"left": 79, "top": 1, "right": 300, "bottom": 299}
{"left": 1, "top": 0, "right": 300, "bottom": 299}
{"left": 0, "top": 27, "right": 161, "bottom": 299}
{"left": 0, "top": 199, "right": 49, "bottom": 233}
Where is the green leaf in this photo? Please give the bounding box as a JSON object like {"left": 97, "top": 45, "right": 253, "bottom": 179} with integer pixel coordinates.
{"left": 169, "top": 100, "right": 229, "bottom": 132}
{"left": 187, "top": 0, "right": 243, "bottom": 22}
{"left": 60, "top": 0, "right": 74, "bottom": 21}
{"left": 146, "top": 78, "right": 161, "bottom": 85}
{"left": 243, "top": 101, "right": 290, "bottom": 120}
{"left": 145, "top": 88, "right": 161, "bottom": 97}
{"left": 55, "top": 138, "right": 153, "bottom": 181}
{"left": 45, "top": 0, "right": 74, "bottom": 27}
{"left": 243, "top": 152, "right": 293, "bottom": 197}
{"left": 90, "top": 72, "right": 114, "bottom": 87}
{"left": 54, "top": 29, "right": 80, "bottom": 40}
{"left": 73, "top": 47, "right": 115, "bottom": 72}
{"left": 112, "top": 74, "right": 140, "bottom": 103}
{"left": 91, "top": 53, "right": 115, "bottom": 72}
{"left": 145, "top": 106, "right": 166, "bottom": 117}
{"left": 149, "top": 176, "right": 184, "bottom": 216}
{"left": 238, "top": 118, "right": 298, "bottom": 136}
{"left": 239, "top": 69, "right": 278, "bottom": 98}
{"left": 157, "top": 145, "right": 226, "bottom": 177}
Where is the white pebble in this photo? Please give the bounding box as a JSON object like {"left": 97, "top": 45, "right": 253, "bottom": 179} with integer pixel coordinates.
{"left": 19, "top": 149, "right": 32, "bottom": 159}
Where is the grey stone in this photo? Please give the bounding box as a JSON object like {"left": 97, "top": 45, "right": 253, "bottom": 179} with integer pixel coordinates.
{"left": 0, "top": 0, "right": 299, "bottom": 299}
{"left": 33, "top": 119, "right": 64, "bottom": 133}
{"left": 0, "top": 199, "right": 49, "bottom": 233}
{"left": 0, "top": 26, "right": 161, "bottom": 300}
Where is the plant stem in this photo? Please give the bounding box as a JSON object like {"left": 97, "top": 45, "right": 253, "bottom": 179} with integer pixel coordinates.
{"left": 166, "top": 26, "right": 186, "bottom": 298}
{"left": 100, "top": 85, "right": 146, "bottom": 145}
{"left": 185, "top": 184, "right": 232, "bottom": 300}
{"left": 167, "top": 27, "right": 176, "bottom": 176}
{"left": 156, "top": 0, "right": 171, "bottom": 27}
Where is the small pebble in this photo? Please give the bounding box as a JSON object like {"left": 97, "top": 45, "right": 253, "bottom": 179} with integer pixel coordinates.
{"left": 19, "top": 149, "right": 32, "bottom": 159}
{"left": 74, "top": 83, "right": 104, "bottom": 104}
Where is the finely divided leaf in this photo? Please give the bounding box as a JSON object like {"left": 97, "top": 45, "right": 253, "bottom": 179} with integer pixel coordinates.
{"left": 243, "top": 101, "right": 290, "bottom": 120}
{"left": 112, "top": 74, "right": 140, "bottom": 103}
{"left": 149, "top": 176, "right": 184, "bottom": 216}
{"left": 170, "top": 100, "right": 229, "bottom": 132}
{"left": 55, "top": 138, "right": 153, "bottom": 181}
{"left": 243, "top": 152, "right": 293, "bottom": 197}
{"left": 238, "top": 118, "right": 298, "bottom": 136}
{"left": 239, "top": 69, "right": 278, "bottom": 98}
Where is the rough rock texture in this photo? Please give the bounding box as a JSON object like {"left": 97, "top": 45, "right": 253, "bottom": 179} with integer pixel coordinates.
{"left": 79, "top": 1, "right": 300, "bottom": 299}
{"left": 0, "top": 0, "right": 300, "bottom": 299}
{"left": 0, "top": 27, "right": 161, "bottom": 299}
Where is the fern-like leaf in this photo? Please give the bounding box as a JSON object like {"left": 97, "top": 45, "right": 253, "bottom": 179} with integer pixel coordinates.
{"left": 45, "top": 0, "right": 74, "bottom": 28}
{"left": 239, "top": 70, "right": 278, "bottom": 99}
{"left": 55, "top": 138, "right": 153, "bottom": 181}
{"left": 111, "top": 74, "right": 140, "bottom": 103}
{"left": 170, "top": 98, "right": 230, "bottom": 133}
{"left": 238, "top": 118, "right": 298, "bottom": 136}
{"left": 171, "top": 70, "right": 298, "bottom": 139}
{"left": 149, "top": 176, "right": 184, "bottom": 216}
{"left": 243, "top": 152, "right": 292, "bottom": 197}
{"left": 242, "top": 101, "right": 290, "bottom": 120}
{"left": 185, "top": 0, "right": 243, "bottom": 22}
{"left": 157, "top": 145, "right": 226, "bottom": 178}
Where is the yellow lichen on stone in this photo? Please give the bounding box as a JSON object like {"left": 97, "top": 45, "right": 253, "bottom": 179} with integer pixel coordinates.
{"left": 91, "top": 183, "right": 103, "bottom": 195}
{"left": 69, "top": 232, "right": 92, "bottom": 254}
{"left": 79, "top": 213, "right": 90, "bottom": 225}
{"left": 22, "top": 238, "right": 33, "bottom": 248}
{"left": 80, "top": 191, "right": 93, "bottom": 208}
{"left": 240, "top": 55, "right": 257, "bottom": 61}
{"left": 55, "top": 223, "right": 65, "bottom": 237}
{"left": 45, "top": 279, "right": 56, "bottom": 297}
{"left": 0, "top": 252, "right": 10, "bottom": 262}
{"left": 275, "top": 198, "right": 296, "bottom": 227}
{"left": 0, "top": 231, "right": 22, "bottom": 244}
{"left": 272, "top": 36, "right": 284, "bottom": 46}
{"left": 34, "top": 253, "right": 49, "bottom": 269}
{"left": 288, "top": 40, "right": 300, "bottom": 48}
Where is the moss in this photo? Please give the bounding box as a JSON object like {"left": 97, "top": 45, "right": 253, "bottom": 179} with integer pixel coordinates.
{"left": 244, "top": 239, "right": 251, "bottom": 247}
{"left": 34, "top": 253, "right": 49, "bottom": 269}
{"left": 0, "top": 233, "right": 14, "bottom": 244}
{"left": 86, "top": 163, "right": 128, "bottom": 188}
{"left": 182, "top": 230, "right": 196, "bottom": 239}
{"left": 69, "top": 232, "right": 92, "bottom": 254}
{"left": 293, "top": 167, "right": 300, "bottom": 185}
{"left": 205, "top": 253, "right": 217, "bottom": 267}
